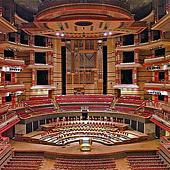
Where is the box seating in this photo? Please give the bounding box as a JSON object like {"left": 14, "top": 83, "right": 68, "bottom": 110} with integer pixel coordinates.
{"left": 127, "top": 155, "right": 168, "bottom": 170}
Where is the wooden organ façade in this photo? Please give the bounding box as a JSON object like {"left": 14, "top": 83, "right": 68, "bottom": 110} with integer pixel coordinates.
{"left": 66, "top": 40, "right": 103, "bottom": 94}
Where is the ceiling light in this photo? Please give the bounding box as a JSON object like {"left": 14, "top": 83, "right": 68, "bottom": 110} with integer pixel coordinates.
{"left": 109, "top": 32, "right": 113, "bottom": 35}
{"left": 103, "top": 32, "right": 107, "bottom": 36}
{"left": 61, "top": 33, "right": 65, "bottom": 37}
{"left": 56, "top": 32, "right": 59, "bottom": 36}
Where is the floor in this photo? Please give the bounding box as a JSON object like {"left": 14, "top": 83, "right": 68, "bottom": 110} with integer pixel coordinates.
{"left": 10, "top": 139, "right": 161, "bottom": 170}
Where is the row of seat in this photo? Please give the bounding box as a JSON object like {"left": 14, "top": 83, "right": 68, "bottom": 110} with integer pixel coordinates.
{"left": 53, "top": 157, "right": 117, "bottom": 170}
{"left": 127, "top": 155, "right": 169, "bottom": 170}
{"left": 2, "top": 155, "right": 44, "bottom": 170}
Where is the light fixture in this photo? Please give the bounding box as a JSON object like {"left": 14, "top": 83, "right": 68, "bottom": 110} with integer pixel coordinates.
{"left": 56, "top": 32, "right": 59, "bottom": 36}
{"left": 103, "top": 32, "right": 107, "bottom": 36}
{"left": 61, "top": 33, "right": 65, "bottom": 37}
{"left": 109, "top": 32, "right": 113, "bottom": 35}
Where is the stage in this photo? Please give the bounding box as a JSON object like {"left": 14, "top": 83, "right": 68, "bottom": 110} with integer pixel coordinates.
{"left": 11, "top": 139, "right": 160, "bottom": 158}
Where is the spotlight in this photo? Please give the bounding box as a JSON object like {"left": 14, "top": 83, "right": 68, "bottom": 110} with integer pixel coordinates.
{"left": 56, "top": 32, "right": 59, "bottom": 36}
{"left": 109, "top": 32, "right": 113, "bottom": 35}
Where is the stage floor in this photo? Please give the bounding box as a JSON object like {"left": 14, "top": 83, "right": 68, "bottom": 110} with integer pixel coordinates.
{"left": 10, "top": 139, "right": 160, "bottom": 157}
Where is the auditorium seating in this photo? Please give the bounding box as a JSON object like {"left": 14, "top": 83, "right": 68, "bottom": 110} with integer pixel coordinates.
{"left": 56, "top": 95, "right": 114, "bottom": 112}
{"left": 53, "top": 157, "right": 118, "bottom": 170}
{"left": 19, "top": 97, "right": 55, "bottom": 118}
{"left": 2, "top": 155, "right": 44, "bottom": 170}
{"left": 127, "top": 155, "right": 169, "bottom": 170}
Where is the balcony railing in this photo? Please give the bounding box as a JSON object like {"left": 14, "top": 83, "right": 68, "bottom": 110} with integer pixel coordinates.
{"left": 144, "top": 81, "right": 170, "bottom": 90}
{"left": 144, "top": 55, "right": 170, "bottom": 65}
{"left": 38, "top": 0, "right": 130, "bottom": 12}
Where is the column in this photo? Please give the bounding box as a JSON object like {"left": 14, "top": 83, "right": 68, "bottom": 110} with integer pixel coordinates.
{"left": 165, "top": 70, "right": 169, "bottom": 81}
{"left": 47, "top": 51, "right": 52, "bottom": 65}
{"left": 2, "top": 97, "right": 5, "bottom": 104}
{"left": 15, "top": 33, "right": 20, "bottom": 44}
{"left": 30, "top": 50, "right": 35, "bottom": 65}
{"left": 1, "top": 72, "right": 5, "bottom": 84}
{"left": 133, "top": 68, "right": 137, "bottom": 85}
{"left": 11, "top": 72, "right": 15, "bottom": 83}
{"left": 148, "top": 25, "right": 153, "bottom": 42}
{"left": 12, "top": 95, "right": 16, "bottom": 107}
{"left": 165, "top": 95, "right": 168, "bottom": 104}
{"left": 116, "top": 68, "right": 120, "bottom": 85}
{"left": 46, "top": 39, "right": 51, "bottom": 48}
{"left": 155, "top": 71, "right": 159, "bottom": 82}
{"left": 32, "top": 69, "right": 36, "bottom": 86}
{"left": 49, "top": 69, "right": 53, "bottom": 85}
{"left": 134, "top": 49, "right": 139, "bottom": 63}
{"left": 29, "top": 36, "right": 34, "bottom": 46}
{"left": 119, "top": 51, "right": 123, "bottom": 64}
{"left": 0, "top": 6, "right": 2, "bottom": 16}
{"left": 166, "top": 1, "right": 170, "bottom": 14}
{"left": 14, "top": 51, "right": 18, "bottom": 60}
{"left": 154, "top": 94, "right": 158, "bottom": 102}
{"left": 134, "top": 34, "right": 140, "bottom": 45}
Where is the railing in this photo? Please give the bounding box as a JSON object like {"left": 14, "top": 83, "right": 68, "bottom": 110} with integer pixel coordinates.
{"left": 144, "top": 55, "right": 170, "bottom": 64}
{"left": 145, "top": 101, "right": 163, "bottom": 109}
{"left": 38, "top": 0, "right": 130, "bottom": 12}
{"left": 0, "top": 82, "right": 22, "bottom": 86}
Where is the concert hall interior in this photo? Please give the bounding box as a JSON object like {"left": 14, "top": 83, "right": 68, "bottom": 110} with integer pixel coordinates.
{"left": 1, "top": 0, "right": 170, "bottom": 169}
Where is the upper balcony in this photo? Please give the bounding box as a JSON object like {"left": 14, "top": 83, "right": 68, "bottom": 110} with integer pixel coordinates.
{"left": 38, "top": 0, "right": 130, "bottom": 13}
{"left": 144, "top": 81, "right": 170, "bottom": 92}
{"left": 152, "top": 13, "right": 170, "bottom": 32}
{"left": 116, "top": 39, "right": 170, "bottom": 52}
{"left": 0, "top": 40, "right": 53, "bottom": 53}
{"left": 0, "top": 82, "right": 26, "bottom": 94}
{"left": 0, "top": 57, "right": 25, "bottom": 67}
{"left": 144, "top": 55, "right": 170, "bottom": 67}
{"left": 0, "top": 16, "right": 17, "bottom": 33}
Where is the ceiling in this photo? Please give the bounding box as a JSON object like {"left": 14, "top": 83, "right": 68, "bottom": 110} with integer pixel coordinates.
{"left": 14, "top": 0, "right": 153, "bottom": 14}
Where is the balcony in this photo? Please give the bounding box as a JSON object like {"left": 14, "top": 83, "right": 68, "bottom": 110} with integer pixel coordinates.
{"left": 0, "top": 41, "right": 53, "bottom": 53}
{"left": 116, "top": 39, "right": 170, "bottom": 51}
{"left": 27, "top": 63, "right": 53, "bottom": 69}
{"left": 144, "top": 55, "right": 170, "bottom": 66}
{"left": 0, "top": 82, "right": 26, "bottom": 94}
{"left": 113, "top": 84, "right": 139, "bottom": 89}
{"left": 144, "top": 81, "right": 170, "bottom": 91}
{"left": 0, "top": 16, "right": 17, "bottom": 33}
{"left": 115, "top": 62, "right": 142, "bottom": 68}
{"left": 30, "top": 85, "right": 56, "bottom": 90}
{"left": 0, "top": 112, "right": 20, "bottom": 134}
{"left": 152, "top": 13, "right": 170, "bottom": 32}
{"left": 0, "top": 57, "right": 25, "bottom": 67}
{"left": 150, "top": 114, "right": 170, "bottom": 132}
